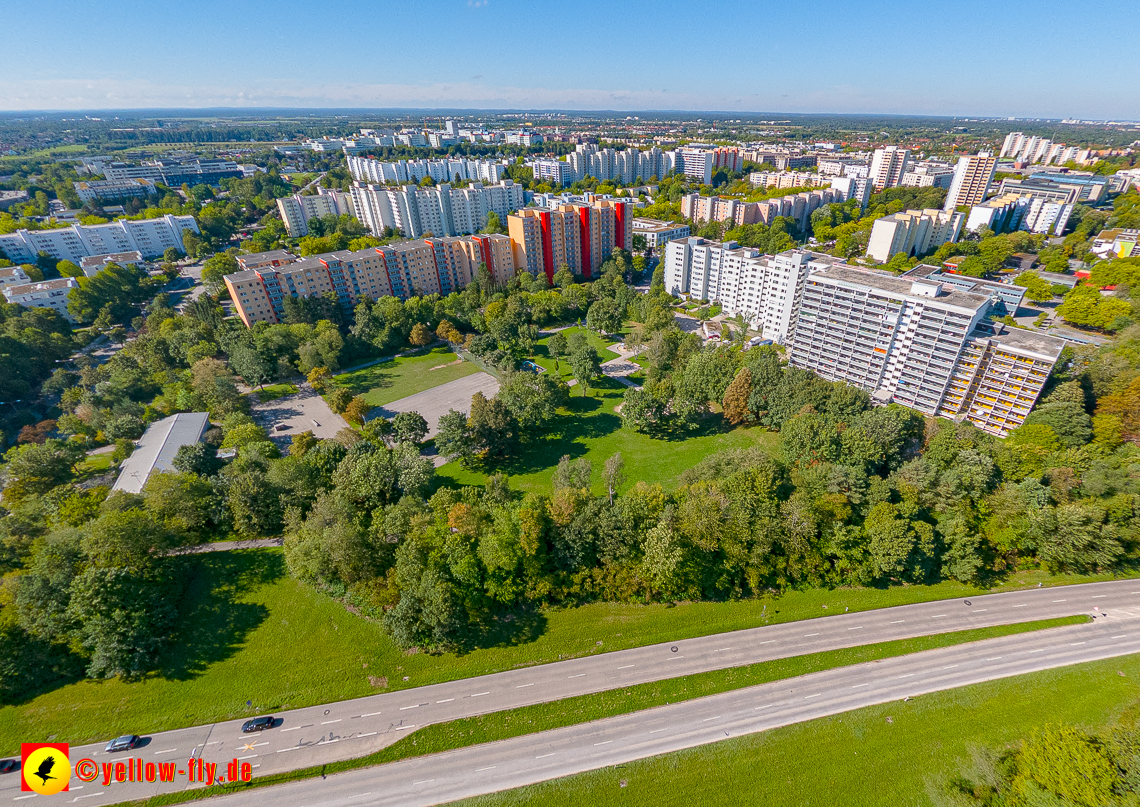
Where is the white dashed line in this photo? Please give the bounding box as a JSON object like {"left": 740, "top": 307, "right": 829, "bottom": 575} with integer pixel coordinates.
{"left": 942, "top": 665, "right": 958, "bottom": 669}
{"left": 436, "top": 699, "right": 454, "bottom": 704}
{"left": 666, "top": 656, "right": 685, "bottom": 660}
{"left": 617, "top": 665, "right": 635, "bottom": 669}
{"left": 897, "top": 673, "right": 914, "bottom": 679}
{"left": 471, "top": 692, "right": 490, "bottom": 697}
{"left": 649, "top": 728, "right": 668, "bottom": 733}
{"left": 848, "top": 626, "right": 863, "bottom": 630}
{"left": 702, "top": 716, "right": 722, "bottom": 721}
{"left": 361, "top": 711, "right": 383, "bottom": 717}
{"left": 973, "top": 609, "right": 987, "bottom": 612}
{"left": 1030, "top": 649, "right": 1045, "bottom": 653}
{"left": 399, "top": 705, "right": 418, "bottom": 711}
{"left": 931, "top": 615, "right": 947, "bottom": 618}
{"left": 316, "top": 739, "right": 339, "bottom": 745}
{"left": 1071, "top": 642, "right": 1086, "bottom": 646}
{"left": 322, "top": 718, "right": 343, "bottom": 723}
{"left": 236, "top": 754, "right": 258, "bottom": 760}
{"left": 804, "top": 633, "right": 820, "bottom": 637}
{"left": 852, "top": 683, "right": 869, "bottom": 688}
{"left": 517, "top": 683, "right": 534, "bottom": 688}
{"left": 594, "top": 740, "right": 613, "bottom": 746}
{"left": 755, "top": 704, "right": 775, "bottom": 710}
{"left": 412, "top": 779, "right": 435, "bottom": 785}
{"left": 568, "top": 674, "right": 586, "bottom": 679}
{"left": 476, "top": 765, "right": 497, "bottom": 771}
{"left": 153, "top": 748, "right": 177, "bottom": 755}
{"left": 987, "top": 657, "right": 1003, "bottom": 661}
{"left": 276, "top": 747, "right": 300, "bottom": 753}
{"left": 396, "top": 725, "right": 416, "bottom": 731}
{"left": 804, "top": 693, "right": 822, "bottom": 699}
{"left": 714, "top": 648, "right": 734, "bottom": 652}
{"left": 1113, "top": 635, "right": 1127, "bottom": 639}
{"left": 760, "top": 640, "right": 775, "bottom": 644}
{"left": 536, "top": 753, "right": 557, "bottom": 758}
{"left": 281, "top": 727, "right": 302, "bottom": 732}
{"left": 1053, "top": 599, "right": 1067, "bottom": 603}
{"left": 1013, "top": 604, "right": 1028, "bottom": 608}
{"left": 1092, "top": 595, "right": 1107, "bottom": 599}
{"left": 890, "top": 620, "right": 905, "bottom": 624}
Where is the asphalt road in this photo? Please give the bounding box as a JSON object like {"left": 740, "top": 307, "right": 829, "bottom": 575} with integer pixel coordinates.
{"left": 371, "top": 372, "right": 500, "bottom": 437}
{"left": 5, "top": 579, "right": 1140, "bottom": 805}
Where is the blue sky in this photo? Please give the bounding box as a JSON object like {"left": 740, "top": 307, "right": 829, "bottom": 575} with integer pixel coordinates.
{"left": 3, "top": 0, "right": 1137, "bottom": 117}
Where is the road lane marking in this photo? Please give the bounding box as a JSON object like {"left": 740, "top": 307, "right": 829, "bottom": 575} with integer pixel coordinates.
{"left": 1092, "top": 595, "right": 1107, "bottom": 599}
{"left": 617, "top": 665, "right": 635, "bottom": 669}
{"left": 649, "top": 728, "right": 668, "bottom": 733}
{"left": 760, "top": 640, "right": 775, "bottom": 644}
{"left": 931, "top": 614, "right": 946, "bottom": 618}
{"left": 1030, "top": 649, "right": 1045, "bottom": 653}
{"left": 471, "top": 692, "right": 491, "bottom": 697}
{"left": 898, "top": 673, "right": 915, "bottom": 678}
{"left": 476, "top": 765, "right": 497, "bottom": 771}
{"left": 942, "top": 665, "right": 958, "bottom": 669}
{"left": 852, "top": 683, "right": 869, "bottom": 688}
{"left": 804, "top": 633, "right": 820, "bottom": 637}
{"left": 317, "top": 739, "right": 339, "bottom": 745}
{"left": 396, "top": 725, "right": 416, "bottom": 730}
{"left": 277, "top": 747, "right": 300, "bottom": 753}
{"left": 1053, "top": 599, "right": 1067, "bottom": 602}
{"left": 399, "top": 705, "right": 418, "bottom": 710}
{"left": 517, "top": 683, "right": 534, "bottom": 688}
{"left": 436, "top": 699, "right": 454, "bottom": 704}
{"left": 13, "top": 795, "right": 37, "bottom": 801}
{"left": 804, "top": 693, "right": 822, "bottom": 699}
{"left": 973, "top": 609, "right": 987, "bottom": 612}
{"left": 702, "top": 716, "right": 722, "bottom": 721}
{"left": 322, "top": 718, "right": 343, "bottom": 723}
{"left": 987, "top": 657, "right": 1003, "bottom": 661}
{"left": 594, "top": 740, "right": 612, "bottom": 746}
{"left": 568, "top": 674, "right": 586, "bottom": 679}
{"left": 536, "top": 753, "right": 557, "bottom": 758}
{"left": 70, "top": 794, "right": 104, "bottom": 802}
{"left": 412, "top": 779, "right": 435, "bottom": 785}
{"left": 714, "top": 648, "right": 734, "bottom": 652}
{"left": 666, "top": 656, "right": 685, "bottom": 660}
{"left": 1071, "top": 642, "right": 1086, "bottom": 646}
{"left": 1113, "top": 635, "right": 1127, "bottom": 639}
{"left": 358, "top": 731, "right": 377, "bottom": 737}
{"left": 237, "top": 754, "right": 258, "bottom": 760}
{"left": 233, "top": 742, "right": 268, "bottom": 750}
{"left": 1013, "top": 604, "right": 1028, "bottom": 608}
{"left": 848, "top": 627, "right": 863, "bottom": 630}
{"left": 281, "top": 727, "right": 302, "bottom": 732}
{"left": 153, "top": 748, "right": 177, "bottom": 755}
{"left": 361, "top": 711, "right": 383, "bottom": 717}
{"left": 755, "top": 704, "right": 775, "bottom": 709}
{"left": 890, "top": 620, "right": 905, "bottom": 623}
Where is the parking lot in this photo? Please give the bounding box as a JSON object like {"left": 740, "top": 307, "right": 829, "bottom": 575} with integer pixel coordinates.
{"left": 251, "top": 385, "right": 348, "bottom": 445}
{"left": 370, "top": 371, "right": 500, "bottom": 437}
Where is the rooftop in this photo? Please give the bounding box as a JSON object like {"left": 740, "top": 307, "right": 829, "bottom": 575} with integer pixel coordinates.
{"left": 112, "top": 412, "right": 210, "bottom": 494}
{"left": 973, "top": 322, "right": 1066, "bottom": 361}
{"left": 5, "top": 278, "right": 79, "bottom": 295}
{"left": 808, "top": 263, "right": 991, "bottom": 312}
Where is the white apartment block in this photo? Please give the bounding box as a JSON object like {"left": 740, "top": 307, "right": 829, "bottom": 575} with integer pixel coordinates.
{"left": 999, "top": 133, "right": 1083, "bottom": 166}
{"left": 747, "top": 171, "right": 826, "bottom": 189}
{"left": 900, "top": 161, "right": 955, "bottom": 189}
{"left": 866, "top": 209, "right": 964, "bottom": 263}
{"left": 631, "top": 218, "right": 691, "bottom": 250}
{"left": 676, "top": 148, "right": 714, "bottom": 184}
{"left": 350, "top": 180, "right": 525, "bottom": 239}
{"left": 663, "top": 239, "right": 831, "bottom": 342}
{"left": 0, "top": 214, "right": 199, "bottom": 264}
{"left": 943, "top": 153, "right": 998, "bottom": 210}
{"left": 276, "top": 189, "right": 356, "bottom": 237}
{"left": 965, "top": 192, "right": 1073, "bottom": 237}
{"left": 3, "top": 277, "right": 79, "bottom": 321}
{"left": 346, "top": 155, "right": 506, "bottom": 185}
{"left": 75, "top": 178, "right": 157, "bottom": 203}
{"left": 868, "top": 147, "right": 912, "bottom": 190}
{"left": 0, "top": 266, "right": 31, "bottom": 288}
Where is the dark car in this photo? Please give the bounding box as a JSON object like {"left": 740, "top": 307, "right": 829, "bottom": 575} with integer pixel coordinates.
{"left": 241, "top": 716, "right": 275, "bottom": 733}
{"left": 0, "top": 759, "right": 19, "bottom": 774}
{"left": 105, "top": 735, "right": 141, "bottom": 753}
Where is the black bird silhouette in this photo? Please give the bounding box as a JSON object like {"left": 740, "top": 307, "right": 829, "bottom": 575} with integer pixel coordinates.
{"left": 33, "top": 756, "right": 56, "bottom": 785}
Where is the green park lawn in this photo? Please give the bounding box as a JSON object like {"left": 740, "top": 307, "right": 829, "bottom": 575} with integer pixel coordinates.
{"left": 4, "top": 543, "right": 1121, "bottom": 755}
{"left": 331, "top": 346, "right": 478, "bottom": 407}
{"left": 254, "top": 382, "right": 299, "bottom": 402}
{"left": 452, "top": 654, "right": 1140, "bottom": 807}
{"left": 435, "top": 374, "right": 778, "bottom": 496}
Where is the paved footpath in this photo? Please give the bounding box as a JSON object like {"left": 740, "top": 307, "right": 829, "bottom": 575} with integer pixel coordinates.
{"left": 6, "top": 579, "right": 1140, "bottom": 806}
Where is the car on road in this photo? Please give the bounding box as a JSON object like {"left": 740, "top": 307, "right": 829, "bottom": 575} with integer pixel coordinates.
{"left": 105, "top": 735, "right": 141, "bottom": 752}
{"left": 0, "top": 759, "right": 19, "bottom": 774}
{"left": 241, "top": 716, "right": 275, "bottom": 733}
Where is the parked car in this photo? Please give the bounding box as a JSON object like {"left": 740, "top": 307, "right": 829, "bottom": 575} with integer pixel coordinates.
{"left": 0, "top": 759, "right": 19, "bottom": 774}
{"left": 241, "top": 716, "right": 275, "bottom": 733}
{"left": 105, "top": 735, "right": 141, "bottom": 753}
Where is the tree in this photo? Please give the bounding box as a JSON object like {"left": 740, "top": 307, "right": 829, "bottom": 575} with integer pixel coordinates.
{"left": 409, "top": 322, "right": 434, "bottom": 347}
{"left": 481, "top": 211, "right": 506, "bottom": 235}
{"left": 468, "top": 392, "right": 518, "bottom": 459}
{"left": 569, "top": 344, "right": 602, "bottom": 394}
{"left": 621, "top": 386, "right": 667, "bottom": 433}
{"left": 2, "top": 440, "right": 84, "bottom": 503}
{"left": 553, "top": 454, "right": 592, "bottom": 491}
{"left": 1057, "top": 285, "right": 1131, "bottom": 330}
{"left": 1015, "top": 271, "right": 1055, "bottom": 303}
{"left": 436, "top": 320, "right": 463, "bottom": 345}
{"left": 722, "top": 367, "right": 753, "bottom": 425}
{"left": 546, "top": 331, "right": 568, "bottom": 360}
{"left": 307, "top": 366, "right": 332, "bottom": 392}
{"left": 56, "top": 260, "right": 83, "bottom": 278}
{"left": 201, "top": 253, "right": 239, "bottom": 297}
{"left": 67, "top": 262, "right": 155, "bottom": 325}
{"left": 586, "top": 298, "right": 622, "bottom": 335}
{"left": 343, "top": 395, "right": 375, "bottom": 426}
{"left": 498, "top": 371, "right": 566, "bottom": 429}
{"left": 228, "top": 341, "right": 273, "bottom": 389}
{"left": 328, "top": 386, "right": 353, "bottom": 414}
{"left": 392, "top": 411, "right": 429, "bottom": 445}
{"left": 1023, "top": 401, "right": 1092, "bottom": 448}
{"left": 603, "top": 452, "right": 625, "bottom": 504}
{"left": 173, "top": 442, "right": 223, "bottom": 477}
{"left": 163, "top": 247, "right": 183, "bottom": 264}
{"left": 435, "top": 409, "right": 475, "bottom": 463}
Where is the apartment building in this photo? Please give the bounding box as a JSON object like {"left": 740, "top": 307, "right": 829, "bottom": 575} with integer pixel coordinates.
{"left": 818, "top": 156, "right": 870, "bottom": 177}
{"left": 935, "top": 322, "right": 1065, "bottom": 437}
{"left": 868, "top": 147, "right": 912, "bottom": 190}
{"left": 276, "top": 189, "right": 356, "bottom": 237}
{"left": 965, "top": 193, "right": 1074, "bottom": 236}
{"left": 351, "top": 180, "right": 525, "bottom": 239}
{"left": 346, "top": 155, "right": 505, "bottom": 185}
{"left": 1091, "top": 228, "right": 1140, "bottom": 259}
{"left": 0, "top": 266, "right": 31, "bottom": 288}
{"left": 866, "top": 208, "right": 964, "bottom": 263}
{"left": 900, "top": 162, "right": 955, "bottom": 189}
{"left": 632, "top": 218, "right": 691, "bottom": 250}
{"left": 506, "top": 199, "right": 632, "bottom": 281}
{"left": 682, "top": 188, "right": 845, "bottom": 231}
{"left": 79, "top": 251, "right": 145, "bottom": 276}
{"left": 102, "top": 159, "right": 242, "bottom": 187}
{"left": 75, "top": 178, "right": 157, "bottom": 203}
{"left": 999, "top": 133, "right": 1084, "bottom": 166}
{"left": 237, "top": 250, "right": 296, "bottom": 271}
{"left": 676, "top": 148, "right": 715, "bottom": 184}
{"left": 224, "top": 235, "right": 515, "bottom": 326}
{"left": 0, "top": 214, "right": 199, "bottom": 264}
{"left": 663, "top": 240, "right": 833, "bottom": 341}
{"left": 532, "top": 158, "right": 574, "bottom": 186}
{"left": 3, "top": 278, "right": 79, "bottom": 321}
{"left": 943, "top": 152, "right": 998, "bottom": 210}
{"left": 748, "top": 171, "right": 827, "bottom": 189}
{"left": 998, "top": 172, "right": 1108, "bottom": 204}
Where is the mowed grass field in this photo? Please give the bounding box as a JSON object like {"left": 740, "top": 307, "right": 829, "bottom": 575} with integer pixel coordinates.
{"left": 452, "top": 655, "right": 1140, "bottom": 807}
{"left": 332, "top": 346, "right": 478, "bottom": 407}
{"left": 1, "top": 543, "right": 1123, "bottom": 756}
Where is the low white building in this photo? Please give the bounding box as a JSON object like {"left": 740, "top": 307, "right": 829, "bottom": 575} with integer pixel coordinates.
{"left": 0, "top": 214, "right": 199, "bottom": 264}
{"left": 112, "top": 412, "right": 211, "bottom": 494}
{"left": 0, "top": 266, "right": 31, "bottom": 288}
{"left": 75, "top": 178, "right": 156, "bottom": 203}
{"left": 866, "top": 209, "right": 964, "bottom": 263}
{"left": 79, "top": 251, "right": 145, "bottom": 276}
{"left": 632, "top": 218, "right": 691, "bottom": 250}
{"left": 3, "top": 277, "right": 79, "bottom": 321}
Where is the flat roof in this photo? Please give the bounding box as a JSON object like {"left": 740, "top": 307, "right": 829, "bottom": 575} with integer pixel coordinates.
{"left": 976, "top": 324, "right": 1066, "bottom": 361}
{"left": 112, "top": 412, "right": 210, "bottom": 494}
{"left": 809, "top": 264, "right": 990, "bottom": 312}
{"left": 6, "top": 278, "right": 78, "bottom": 294}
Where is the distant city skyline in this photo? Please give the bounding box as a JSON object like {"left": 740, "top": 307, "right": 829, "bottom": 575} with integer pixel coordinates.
{"left": 3, "top": 0, "right": 1138, "bottom": 118}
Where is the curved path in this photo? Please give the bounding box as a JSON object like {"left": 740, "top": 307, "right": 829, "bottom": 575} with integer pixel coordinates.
{"left": 4, "top": 579, "right": 1140, "bottom": 805}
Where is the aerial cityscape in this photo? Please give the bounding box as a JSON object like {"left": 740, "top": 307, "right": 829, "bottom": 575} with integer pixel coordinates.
{"left": 1, "top": 1, "right": 1140, "bottom": 805}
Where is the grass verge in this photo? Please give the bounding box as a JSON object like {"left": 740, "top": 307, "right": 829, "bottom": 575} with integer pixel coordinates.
{"left": 331, "top": 346, "right": 478, "bottom": 407}
{"left": 448, "top": 650, "right": 1140, "bottom": 807}
{"left": 254, "top": 383, "right": 299, "bottom": 402}
{"left": 106, "top": 616, "right": 1087, "bottom": 807}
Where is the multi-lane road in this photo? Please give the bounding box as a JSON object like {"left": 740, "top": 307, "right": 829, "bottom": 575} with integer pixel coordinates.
{"left": 5, "top": 579, "right": 1140, "bottom": 806}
